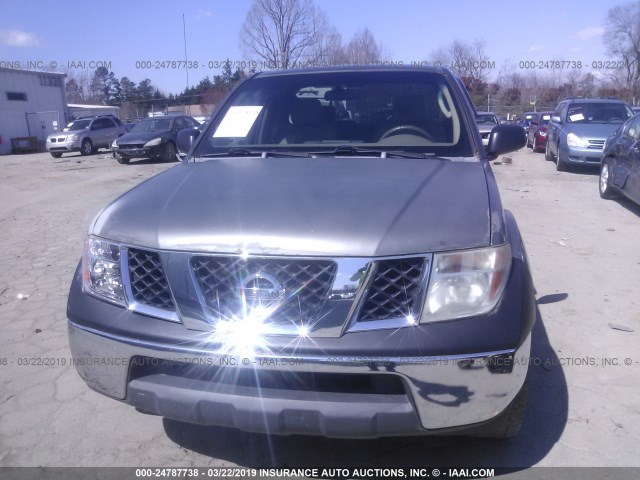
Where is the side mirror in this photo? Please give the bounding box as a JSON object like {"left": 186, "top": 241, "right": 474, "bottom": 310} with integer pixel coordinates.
{"left": 176, "top": 128, "right": 200, "bottom": 156}
{"left": 551, "top": 115, "right": 561, "bottom": 123}
{"left": 486, "top": 124, "right": 526, "bottom": 159}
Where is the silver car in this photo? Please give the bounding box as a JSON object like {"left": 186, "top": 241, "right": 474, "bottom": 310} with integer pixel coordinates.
{"left": 546, "top": 98, "right": 633, "bottom": 171}
{"left": 46, "top": 115, "right": 126, "bottom": 158}
{"left": 475, "top": 112, "right": 499, "bottom": 147}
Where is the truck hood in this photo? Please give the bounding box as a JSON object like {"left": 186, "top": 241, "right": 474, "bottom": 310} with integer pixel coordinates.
{"left": 92, "top": 156, "right": 491, "bottom": 257}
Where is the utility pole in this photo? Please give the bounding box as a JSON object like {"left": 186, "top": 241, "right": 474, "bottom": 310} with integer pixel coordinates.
{"left": 183, "top": 13, "right": 191, "bottom": 116}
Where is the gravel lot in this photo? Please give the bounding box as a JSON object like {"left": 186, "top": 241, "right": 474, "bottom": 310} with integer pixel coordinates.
{"left": 1, "top": 148, "right": 639, "bottom": 469}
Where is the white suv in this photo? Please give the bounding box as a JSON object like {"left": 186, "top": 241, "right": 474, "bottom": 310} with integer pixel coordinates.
{"left": 46, "top": 115, "right": 126, "bottom": 158}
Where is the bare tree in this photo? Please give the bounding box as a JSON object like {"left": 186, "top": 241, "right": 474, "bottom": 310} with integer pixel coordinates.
{"left": 344, "top": 28, "right": 383, "bottom": 65}
{"left": 429, "top": 39, "right": 493, "bottom": 82}
{"left": 240, "top": 0, "right": 331, "bottom": 69}
{"left": 604, "top": 1, "right": 640, "bottom": 95}
{"left": 309, "top": 26, "right": 346, "bottom": 66}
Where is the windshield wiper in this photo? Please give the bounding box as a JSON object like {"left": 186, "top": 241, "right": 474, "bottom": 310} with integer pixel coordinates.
{"left": 320, "top": 145, "right": 433, "bottom": 159}
{"left": 195, "top": 146, "right": 434, "bottom": 159}
{"left": 197, "top": 148, "right": 311, "bottom": 158}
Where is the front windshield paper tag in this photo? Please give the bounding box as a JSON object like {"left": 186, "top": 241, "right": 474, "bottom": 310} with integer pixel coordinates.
{"left": 569, "top": 113, "right": 584, "bottom": 122}
{"left": 213, "top": 106, "right": 263, "bottom": 138}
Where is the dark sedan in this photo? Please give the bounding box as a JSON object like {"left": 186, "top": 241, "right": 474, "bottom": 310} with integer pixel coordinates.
{"left": 599, "top": 113, "right": 640, "bottom": 205}
{"left": 112, "top": 115, "right": 200, "bottom": 164}
{"left": 526, "top": 111, "right": 553, "bottom": 153}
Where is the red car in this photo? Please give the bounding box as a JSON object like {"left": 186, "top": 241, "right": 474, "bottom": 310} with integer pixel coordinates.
{"left": 526, "top": 111, "right": 553, "bottom": 153}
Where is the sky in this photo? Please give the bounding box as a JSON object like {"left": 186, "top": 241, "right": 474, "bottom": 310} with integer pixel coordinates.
{"left": 0, "top": 0, "right": 623, "bottom": 95}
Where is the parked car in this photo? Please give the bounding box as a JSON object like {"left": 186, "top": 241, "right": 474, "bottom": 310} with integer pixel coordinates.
{"left": 545, "top": 97, "right": 633, "bottom": 171}
{"left": 522, "top": 111, "right": 536, "bottom": 132}
{"left": 111, "top": 115, "right": 200, "bottom": 164}
{"left": 526, "top": 111, "right": 553, "bottom": 153}
{"left": 46, "top": 115, "right": 126, "bottom": 158}
{"left": 68, "top": 67, "right": 533, "bottom": 439}
{"left": 599, "top": 113, "right": 640, "bottom": 205}
{"left": 475, "top": 111, "right": 499, "bottom": 146}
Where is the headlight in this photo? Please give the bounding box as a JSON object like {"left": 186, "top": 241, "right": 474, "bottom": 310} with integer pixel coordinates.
{"left": 423, "top": 244, "right": 511, "bottom": 323}
{"left": 538, "top": 130, "right": 547, "bottom": 137}
{"left": 144, "top": 137, "right": 162, "bottom": 147}
{"left": 69, "top": 135, "right": 78, "bottom": 141}
{"left": 83, "top": 236, "right": 125, "bottom": 305}
{"left": 567, "top": 133, "right": 588, "bottom": 148}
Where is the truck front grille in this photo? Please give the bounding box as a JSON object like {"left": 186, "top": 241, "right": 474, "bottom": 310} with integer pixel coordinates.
{"left": 359, "top": 258, "right": 426, "bottom": 321}
{"left": 191, "top": 256, "right": 336, "bottom": 324}
{"left": 128, "top": 248, "right": 175, "bottom": 311}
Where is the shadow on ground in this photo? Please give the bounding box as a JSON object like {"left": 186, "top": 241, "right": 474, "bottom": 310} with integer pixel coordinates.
{"left": 163, "top": 308, "right": 567, "bottom": 472}
{"left": 612, "top": 195, "right": 640, "bottom": 217}
{"left": 51, "top": 151, "right": 179, "bottom": 166}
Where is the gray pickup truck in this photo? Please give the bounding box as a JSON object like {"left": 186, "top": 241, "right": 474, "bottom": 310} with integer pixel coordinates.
{"left": 68, "top": 67, "right": 533, "bottom": 439}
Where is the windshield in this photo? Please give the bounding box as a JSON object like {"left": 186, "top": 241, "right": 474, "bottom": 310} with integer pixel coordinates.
{"left": 64, "top": 119, "right": 91, "bottom": 131}
{"left": 193, "top": 70, "right": 473, "bottom": 158}
{"left": 566, "top": 103, "right": 632, "bottom": 124}
{"left": 539, "top": 114, "right": 552, "bottom": 126}
{"left": 475, "top": 114, "right": 497, "bottom": 125}
{"left": 130, "top": 118, "right": 173, "bottom": 133}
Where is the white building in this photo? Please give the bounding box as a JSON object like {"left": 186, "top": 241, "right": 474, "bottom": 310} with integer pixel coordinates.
{"left": 0, "top": 68, "right": 68, "bottom": 155}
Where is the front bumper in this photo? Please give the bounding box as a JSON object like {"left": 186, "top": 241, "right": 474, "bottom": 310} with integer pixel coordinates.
{"left": 69, "top": 321, "right": 530, "bottom": 437}
{"left": 47, "top": 139, "right": 81, "bottom": 152}
{"left": 115, "top": 144, "right": 164, "bottom": 159}
{"left": 562, "top": 144, "right": 603, "bottom": 164}
{"left": 533, "top": 132, "right": 547, "bottom": 149}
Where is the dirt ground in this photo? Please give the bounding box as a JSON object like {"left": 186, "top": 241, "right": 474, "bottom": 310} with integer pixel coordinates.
{"left": 0, "top": 148, "right": 639, "bottom": 470}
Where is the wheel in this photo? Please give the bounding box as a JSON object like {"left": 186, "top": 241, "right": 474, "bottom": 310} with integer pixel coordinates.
{"left": 469, "top": 380, "right": 528, "bottom": 438}
{"left": 80, "top": 138, "right": 93, "bottom": 156}
{"left": 532, "top": 137, "right": 538, "bottom": 152}
{"left": 113, "top": 151, "right": 130, "bottom": 164}
{"left": 599, "top": 159, "right": 617, "bottom": 199}
{"left": 50, "top": 152, "right": 62, "bottom": 158}
{"left": 379, "top": 125, "right": 432, "bottom": 141}
{"left": 162, "top": 142, "right": 176, "bottom": 162}
{"left": 555, "top": 143, "right": 566, "bottom": 171}
{"left": 526, "top": 135, "right": 532, "bottom": 148}
{"left": 544, "top": 140, "right": 554, "bottom": 161}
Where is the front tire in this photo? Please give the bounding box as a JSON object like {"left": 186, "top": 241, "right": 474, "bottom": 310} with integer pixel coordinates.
{"left": 116, "top": 155, "right": 130, "bottom": 165}
{"left": 599, "top": 159, "right": 617, "bottom": 199}
{"left": 545, "top": 140, "right": 554, "bottom": 161}
{"left": 50, "top": 152, "right": 63, "bottom": 158}
{"left": 80, "top": 139, "right": 93, "bottom": 156}
{"left": 162, "top": 142, "right": 176, "bottom": 162}
{"left": 532, "top": 137, "right": 539, "bottom": 153}
{"left": 555, "top": 143, "right": 566, "bottom": 171}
